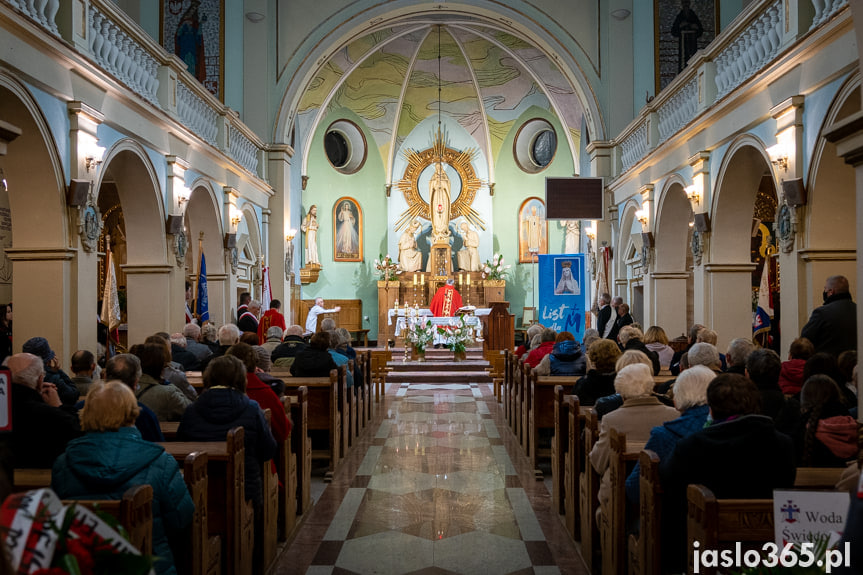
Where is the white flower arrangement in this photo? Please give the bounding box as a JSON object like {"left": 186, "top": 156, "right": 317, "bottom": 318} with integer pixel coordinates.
{"left": 374, "top": 254, "right": 401, "bottom": 281}
{"left": 481, "top": 253, "right": 511, "bottom": 280}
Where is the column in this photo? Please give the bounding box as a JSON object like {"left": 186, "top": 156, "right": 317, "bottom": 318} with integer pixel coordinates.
{"left": 704, "top": 263, "right": 757, "bottom": 351}
{"left": 224, "top": 187, "right": 240, "bottom": 320}
{"left": 651, "top": 273, "right": 689, "bottom": 338}
{"left": 267, "top": 145, "right": 294, "bottom": 317}
{"left": 166, "top": 155, "right": 190, "bottom": 333}
{"left": 122, "top": 264, "right": 175, "bottom": 345}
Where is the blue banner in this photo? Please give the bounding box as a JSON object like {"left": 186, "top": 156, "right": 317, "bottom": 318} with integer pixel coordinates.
{"left": 196, "top": 251, "right": 209, "bottom": 323}
{"left": 538, "top": 254, "right": 586, "bottom": 341}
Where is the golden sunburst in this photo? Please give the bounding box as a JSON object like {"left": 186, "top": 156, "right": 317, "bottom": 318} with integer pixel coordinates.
{"left": 395, "top": 128, "right": 486, "bottom": 232}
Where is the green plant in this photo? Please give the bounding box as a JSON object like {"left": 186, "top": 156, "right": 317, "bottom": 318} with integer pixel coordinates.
{"left": 405, "top": 318, "right": 435, "bottom": 352}
{"left": 436, "top": 315, "right": 474, "bottom": 353}
{"left": 374, "top": 254, "right": 400, "bottom": 281}
{"left": 481, "top": 253, "right": 511, "bottom": 280}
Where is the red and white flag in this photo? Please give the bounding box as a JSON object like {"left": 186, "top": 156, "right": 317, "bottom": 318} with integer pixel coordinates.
{"left": 261, "top": 265, "right": 272, "bottom": 310}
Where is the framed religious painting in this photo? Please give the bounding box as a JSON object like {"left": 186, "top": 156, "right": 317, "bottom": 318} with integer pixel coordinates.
{"left": 333, "top": 197, "right": 363, "bottom": 262}
{"left": 518, "top": 197, "right": 548, "bottom": 263}
{"left": 160, "top": 0, "right": 225, "bottom": 100}
{"left": 655, "top": 0, "right": 718, "bottom": 93}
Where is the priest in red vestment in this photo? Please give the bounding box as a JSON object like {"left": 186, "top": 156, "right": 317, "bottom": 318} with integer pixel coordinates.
{"left": 430, "top": 279, "right": 463, "bottom": 317}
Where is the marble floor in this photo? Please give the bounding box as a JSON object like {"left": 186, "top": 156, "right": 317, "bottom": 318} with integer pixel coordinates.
{"left": 273, "top": 381, "right": 588, "bottom": 575}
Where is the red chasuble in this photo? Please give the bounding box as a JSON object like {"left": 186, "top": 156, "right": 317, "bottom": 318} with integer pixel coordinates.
{"left": 429, "top": 285, "right": 463, "bottom": 317}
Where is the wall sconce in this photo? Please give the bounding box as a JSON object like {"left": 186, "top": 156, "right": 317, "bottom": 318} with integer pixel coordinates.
{"left": 635, "top": 208, "right": 649, "bottom": 226}
{"left": 82, "top": 139, "right": 105, "bottom": 173}
{"left": 767, "top": 143, "right": 789, "bottom": 172}
{"left": 585, "top": 222, "right": 597, "bottom": 241}
{"left": 230, "top": 207, "right": 242, "bottom": 227}
{"left": 285, "top": 228, "right": 297, "bottom": 242}
{"left": 176, "top": 185, "right": 191, "bottom": 207}
{"left": 684, "top": 184, "right": 700, "bottom": 204}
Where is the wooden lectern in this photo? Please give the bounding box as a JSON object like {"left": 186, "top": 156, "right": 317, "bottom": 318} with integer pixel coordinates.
{"left": 485, "top": 301, "right": 514, "bottom": 351}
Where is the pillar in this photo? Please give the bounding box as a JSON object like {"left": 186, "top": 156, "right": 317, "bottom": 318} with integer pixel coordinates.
{"left": 704, "top": 263, "right": 757, "bottom": 351}
{"left": 267, "top": 145, "right": 294, "bottom": 318}
{"left": 166, "top": 155, "right": 189, "bottom": 333}
{"left": 224, "top": 186, "right": 240, "bottom": 320}
{"left": 122, "top": 265, "right": 175, "bottom": 345}
{"left": 651, "top": 273, "right": 689, "bottom": 337}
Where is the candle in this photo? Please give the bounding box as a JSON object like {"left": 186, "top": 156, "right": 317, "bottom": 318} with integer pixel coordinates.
{"left": 459, "top": 273, "right": 464, "bottom": 285}
{"left": 421, "top": 274, "right": 424, "bottom": 285}
{"left": 413, "top": 273, "right": 417, "bottom": 285}
{"left": 467, "top": 274, "right": 471, "bottom": 286}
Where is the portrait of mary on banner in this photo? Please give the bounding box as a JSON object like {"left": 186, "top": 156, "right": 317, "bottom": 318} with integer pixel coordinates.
{"left": 538, "top": 254, "right": 586, "bottom": 342}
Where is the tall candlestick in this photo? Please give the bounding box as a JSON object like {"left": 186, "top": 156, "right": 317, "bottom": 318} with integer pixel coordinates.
{"left": 467, "top": 274, "right": 471, "bottom": 286}
{"left": 459, "top": 273, "right": 464, "bottom": 285}
{"left": 413, "top": 273, "right": 417, "bottom": 285}
{"left": 421, "top": 274, "right": 424, "bottom": 285}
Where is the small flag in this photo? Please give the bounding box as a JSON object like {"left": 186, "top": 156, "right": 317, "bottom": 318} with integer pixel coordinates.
{"left": 261, "top": 265, "right": 272, "bottom": 311}
{"left": 196, "top": 250, "right": 209, "bottom": 323}
{"left": 101, "top": 244, "right": 121, "bottom": 331}
{"left": 753, "top": 306, "right": 771, "bottom": 338}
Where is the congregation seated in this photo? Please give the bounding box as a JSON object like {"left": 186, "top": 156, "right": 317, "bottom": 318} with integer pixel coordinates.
{"left": 335, "top": 327, "right": 363, "bottom": 389}
{"left": 271, "top": 324, "right": 308, "bottom": 368}
{"left": 659, "top": 373, "right": 796, "bottom": 572}
{"left": 724, "top": 337, "right": 755, "bottom": 376}
{"left": 745, "top": 348, "right": 799, "bottom": 434}
{"left": 525, "top": 328, "right": 556, "bottom": 368}
{"left": 104, "top": 353, "right": 164, "bottom": 442}
{"left": 70, "top": 349, "right": 97, "bottom": 397}
{"left": 836, "top": 350, "right": 858, "bottom": 408}
{"left": 217, "top": 323, "right": 241, "bottom": 357}
{"left": 669, "top": 323, "right": 704, "bottom": 376}
{"left": 201, "top": 322, "right": 221, "bottom": 357}
{"left": 261, "top": 326, "right": 284, "bottom": 355}
{"left": 581, "top": 328, "right": 601, "bottom": 354}
{"left": 792, "top": 374, "right": 857, "bottom": 468}
{"left": 618, "top": 326, "right": 660, "bottom": 375}
{"left": 805, "top": 352, "right": 856, "bottom": 407}
{"left": 514, "top": 323, "right": 544, "bottom": 359}
{"left": 169, "top": 332, "right": 199, "bottom": 372}
{"left": 779, "top": 337, "right": 814, "bottom": 395}
{"left": 8, "top": 353, "right": 81, "bottom": 468}
{"left": 594, "top": 349, "right": 657, "bottom": 419}
{"left": 22, "top": 337, "right": 78, "bottom": 406}
{"left": 625, "top": 364, "right": 715, "bottom": 507}
{"left": 52, "top": 381, "right": 194, "bottom": 575}
{"left": 572, "top": 339, "right": 620, "bottom": 405}
{"left": 252, "top": 345, "right": 285, "bottom": 396}
{"left": 290, "top": 332, "right": 336, "bottom": 377}
{"left": 226, "top": 343, "right": 291, "bottom": 443}
{"left": 533, "top": 331, "right": 586, "bottom": 377}
{"left": 183, "top": 322, "right": 214, "bottom": 365}
{"left": 177, "top": 355, "right": 277, "bottom": 509}
{"left": 146, "top": 333, "right": 197, "bottom": 402}
{"left": 643, "top": 325, "right": 674, "bottom": 370}
{"left": 130, "top": 342, "right": 191, "bottom": 422}
{"left": 589, "top": 363, "right": 679, "bottom": 511}
{"left": 696, "top": 328, "right": 727, "bottom": 371}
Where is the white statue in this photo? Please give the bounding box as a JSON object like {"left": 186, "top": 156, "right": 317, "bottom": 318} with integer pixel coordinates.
{"left": 561, "top": 220, "right": 580, "bottom": 254}
{"left": 525, "top": 205, "right": 542, "bottom": 252}
{"left": 301, "top": 205, "right": 319, "bottom": 265}
{"left": 398, "top": 219, "right": 423, "bottom": 272}
{"left": 429, "top": 161, "right": 451, "bottom": 244}
{"left": 456, "top": 221, "right": 480, "bottom": 272}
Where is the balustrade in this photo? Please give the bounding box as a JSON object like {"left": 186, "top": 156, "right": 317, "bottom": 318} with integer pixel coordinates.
{"left": 177, "top": 82, "right": 219, "bottom": 146}
{"left": 228, "top": 124, "right": 259, "bottom": 175}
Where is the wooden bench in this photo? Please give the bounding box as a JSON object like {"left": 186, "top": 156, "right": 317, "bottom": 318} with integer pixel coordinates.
{"left": 530, "top": 374, "right": 579, "bottom": 471}
{"left": 370, "top": 349, "right": 392, "bottom": 402}
{"left": 283, "top": 391, "right": 311, "bottom": 515}
{"left": 182, "top": 451, "right": 222, "bottom": 575}
{"left": 579, "top": 409, "right": 601, "bottom": 572}
{"left": 187, "top": 370, "right": 204, "bottom": 390}
{"left": 599, "top": 429, "right": 644, "bottom": 575}
{"left": 280, "top": 369, "right": 343, "bottom": 477}
{"left": 13, "top": 468, "right": 52, "bottom": 491}
{"left": 628, "top": 449, "right": 662, "bottom": 575}
{"left": 62, "top": 484, "right": 154, "bottom": 556}
{"left": 160, "top": 428, "right": 254, "bottom": 575}
{"left": 552, "top": 389, "right": 588, "bottom": 540}
{"left": 503, "top": 350, "right": 515, "bottom": 425}
{"left": 161, "top": 421, "right": 179, "bottom": 440}
{"left": 485, "top": 349, "right": 506, "bottom": 402}
{"left": 297, "top": 299, "right": 366, "bottom": 344}
{"left": 260, "top": 410, "right": 279, "bottom": 572}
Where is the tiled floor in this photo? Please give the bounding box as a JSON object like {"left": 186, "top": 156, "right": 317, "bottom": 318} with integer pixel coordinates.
{"left": 274, "top": 380, "right": 588, "bottom": 574}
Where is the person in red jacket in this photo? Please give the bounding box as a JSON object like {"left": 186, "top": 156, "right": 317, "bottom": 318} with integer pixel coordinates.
{"left": 226, "top": 343, "right": 290, "bottom": 443}
{"left": 258, "top": 299, "right": 287, "bottom": 342}
{"left": 525, "top": 328, "right": 557, "bottom": 368}
{"left": 778, "top": 337, "right": 814, "bottom": 395}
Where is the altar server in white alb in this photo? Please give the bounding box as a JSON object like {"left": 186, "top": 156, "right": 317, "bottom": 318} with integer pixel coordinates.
{"left": 305, "top": 297, "right": 341, "bottom": 334}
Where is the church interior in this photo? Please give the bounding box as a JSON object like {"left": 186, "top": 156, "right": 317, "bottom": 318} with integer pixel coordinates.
{"left": 1, "top": 0, "right": 863, "bottom": 573}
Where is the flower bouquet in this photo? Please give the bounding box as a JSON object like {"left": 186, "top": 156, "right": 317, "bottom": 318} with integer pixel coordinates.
{"left": 481, "top": 253, "right": 511, "bottom": 280}
{"left": 0, "top": 489, "right": 154, "bottom": 575}
{"left": 405, "top": 318, "right": 436, "bottom": 354}
{"left": 374, "top": 254, "right": 401, "bottom": 281}
{"left": 436, "top": 315, "right": 475, "bottom": 356}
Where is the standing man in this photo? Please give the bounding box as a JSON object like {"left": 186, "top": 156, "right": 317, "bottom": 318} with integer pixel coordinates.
{"left": 609, "top": 302, "right": 633, "bottom": 343}
{"left": 258, "top": 299, "right": 287, "bottom": 342}
{"left": 430, "top": 278, "right": 463, "bottom": 317}
{"left": 305, "top": 297, "right": 341, "bottom": 335}
{"left": 595, "top": 293, "right": 613, "bottom": 339}
{"left": 801, "top": 275, "right": 857, "bottom": 356}
{"left": 604, "top": 296, "right": 624, "bottom": 340}
{"left": 236, "top": 292, "right": 251, "bottom": 323}
{"left": 238, "top": 300, "right": 262, "bottom": 335}
{"left": 184, "top": 281, "right": 195, "bottom": 324}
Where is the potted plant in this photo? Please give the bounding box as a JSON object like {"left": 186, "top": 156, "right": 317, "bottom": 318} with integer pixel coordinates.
{"left": 436, "top": 316, "right": 475, "bottom": 361}
{"left": 481, "top": 253, "right": 511, "bottom": 285}
{"left": 374, "top": 254, "right": 401, "bottom": 284}
{"left": 405, "top": 318, "right": 435, "bottom": 360}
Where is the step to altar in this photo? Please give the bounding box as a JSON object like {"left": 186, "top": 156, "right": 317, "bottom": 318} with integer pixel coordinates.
{"left": 386, "top": 348, "right": 486, "bottom": 360}
{"left": 386, "top": 370, "right": 493, "bottom": 384}
{"left": 386, "top": 359, "right": 489, "bottom": 371}
{"left": 386, "top": 349, "right": 492, "bottom": 384}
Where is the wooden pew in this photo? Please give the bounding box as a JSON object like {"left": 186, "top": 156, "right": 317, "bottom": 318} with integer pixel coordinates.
{"left": 12, "top": 468, "right": 52, "bottom": 491}
{"left": 260, "top": 410, "right": 279, "bottom": 572}
{"left": 283, "top": 390, "right": 311, "bottom": 514}
{"left": 370, "top": 349, "right": 391, "bottom": 402}
{"left": 600, "top": 429, "right": 644, "bottom": 575}
{"left": 275, "top": 398, "right": 298, "bottom": 542}
{"left": 485, "top": 350, "right": 506, "bottom": 402}
{"left": 579, "top": 409, "right": 601, "bottom": 572}
{"left": 552, "top": 388, "right": 585, "bottom": 540}
{"left": 160, "top": 428, "right": 254, "bottom": 575}
{"left": 281, "top": 369, "right": 342, "bottom": 478}
{"left": 183, "top": 451, "right": 222, "bottom": 575}
{"left": 530, "top": 374, "right": 579, "bottom": 471}
{"left": 62, "top": 484, "right": 154, "bottom": 555}
{"left": 514, "top": 359, "right": 526, "bottom": 447}
{"left": 188, "top": 370, "right": 204, "bottom": 390}
{"left": 161, "top": 421, "right": 179, "bottom": 440}
{"left": 503, "top": 350, "right": 513, "bottom": 425}
{"left": 628, "top": 450, "right": 661, "bottom": 575}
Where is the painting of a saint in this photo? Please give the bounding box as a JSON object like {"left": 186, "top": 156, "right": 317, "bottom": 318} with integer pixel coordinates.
{"left": 161, "top": 0, "right": 224, "bottom": 99}
{"left": 518, "top": 197, "right": 547, "bottom": 263}
{"left": 333, "top": 197, "right": 362, "bottom": 261}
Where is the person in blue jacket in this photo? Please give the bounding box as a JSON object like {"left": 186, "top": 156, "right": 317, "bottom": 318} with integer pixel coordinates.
{"left": 52, "top": 381, "right": 194, "bottom": 575}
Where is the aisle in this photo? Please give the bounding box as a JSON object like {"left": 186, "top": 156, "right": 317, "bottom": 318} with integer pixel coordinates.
{"left": 274, "top": 379, "right": 587, "bottom": 574}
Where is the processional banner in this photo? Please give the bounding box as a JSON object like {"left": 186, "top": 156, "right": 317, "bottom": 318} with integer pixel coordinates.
{"left": 538, "top": 254, "right": 586, "bottom": 342}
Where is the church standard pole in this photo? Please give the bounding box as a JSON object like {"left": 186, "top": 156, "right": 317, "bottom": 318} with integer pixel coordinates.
{"left": 195, "top": 231, "right": 204, "bottom": 322}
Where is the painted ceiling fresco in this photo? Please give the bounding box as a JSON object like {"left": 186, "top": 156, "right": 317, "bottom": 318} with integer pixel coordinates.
{"left": 296, "top": 21, "right": 585, "bottom": 177}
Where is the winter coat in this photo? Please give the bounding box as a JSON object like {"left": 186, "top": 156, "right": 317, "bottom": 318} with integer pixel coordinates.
{"left": 645, "top": 342, "right": 674, "bottom": 369}
{"left": 135, "top": 373, "right": 192, "bottom": 422}
{"left": 572, "top": 371, "right": 616, "bottom": 406}
{"left": 176, "top": 388, "right": 276, "bottom": 506}
{"left": 625, "top": 404, "right": 709, "bottom": 505}
{"left": 290, "top": 347, "right": 337, "bottom": 377}
{"left": 52, "top": 427, "right": 194, "bottom": 575}
{"left": 622, "top": 339, "right": 661, "bottom": 376}
{"left": 271, "top": 336, "right": 308, "bottom": 368}
{"left": 792, "top": 402, "right": 857, "bottom": 467}
{"left": 801, "top": 292, "right": 857, "bottom": 356}
{"left": 525, "top": 341, "right": 555, "bottom": 369}
{"left": 10, "top": 383, "right": 81, "bottom": 468}
{"left": 246, "top": 373, "right": 290, "bottom": 442}
{"left": 548, "top": 340, "right": 587, "bottom": 376}
{"left": 44, "top": 367, "right": 79, "bottom": 406}
{"left": 778, "top": 359, "right": 806, "bottom": 395}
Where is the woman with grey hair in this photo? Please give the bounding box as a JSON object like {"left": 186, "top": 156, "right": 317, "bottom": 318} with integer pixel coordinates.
{"left": 625, "top": 364, "right": 715, "bottom": 506}
{"left": 253, "top": 345, "right": 285, "bottom": 397}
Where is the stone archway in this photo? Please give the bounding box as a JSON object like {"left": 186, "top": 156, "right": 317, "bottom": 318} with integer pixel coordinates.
{"left": 99, "top": 140, "right": 170, "bottom": 346}
{"left": 616, "top": 200, "right": 644, "bottom": 320}
{"left": 708, "top": 137, "right": 775, "bottom": 348}
{"left": 185, "top": 179, "right": 227, "bottom": 324}
{"left": 236, "top": 205, "right": 262, "bottom": 303}
{"left": 652, "top": 179, "right": 693, "bottom": 337}
{"left": 0, "top": 75, "right": 73, "bottom": 361}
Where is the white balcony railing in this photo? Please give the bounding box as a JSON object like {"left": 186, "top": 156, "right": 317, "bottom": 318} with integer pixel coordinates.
{"left": 177, "top": 81, "right": 219, "bottom": 146}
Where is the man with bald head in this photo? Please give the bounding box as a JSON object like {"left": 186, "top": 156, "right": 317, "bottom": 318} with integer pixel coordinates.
{"left": 271, "top": 325, "right": 308, "bottom": 368}
{"left": 801, "top": 275, "right": 857, "bottom": 356}
{"left": 7, "top": 353, "right": 81, "bottom": 468}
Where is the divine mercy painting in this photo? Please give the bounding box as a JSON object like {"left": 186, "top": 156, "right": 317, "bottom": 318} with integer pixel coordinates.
{"left": 333, "top": 197, "right": 363, "bottom": 262}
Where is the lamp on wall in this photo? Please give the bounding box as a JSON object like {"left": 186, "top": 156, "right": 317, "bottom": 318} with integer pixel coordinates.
{"left": 684, "top": 184, "right": 701, "bottom": 204}
{"left": 585, "top": 222, "right": 597, "bottom": 241}
{"left": 176, "top": 185, "right": 191, "bottom": 207}
{"left": 230, "top": 206, "right": 242, "bottom": 227}
{"left": 767, "top": 142, "right": 789, "bottom": 172}
{"left": 635, "top": 208, "right": 649, "bottom": 226}
{"left": 82, "top": 138, "right": 105, "bottom": 173}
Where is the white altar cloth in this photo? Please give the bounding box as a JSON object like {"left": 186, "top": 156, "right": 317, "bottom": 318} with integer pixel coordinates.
{"left": 392, "top": 315, "right": 482, "bottom": 337}
{"left": 388, "top": 307, "right": 490, "bottom": 325}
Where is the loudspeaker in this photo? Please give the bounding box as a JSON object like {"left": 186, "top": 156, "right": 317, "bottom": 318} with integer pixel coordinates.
{"left": 782, "top": 178, "right": 807, "bottom": 206}
{"left": 641, "top": 232, "right": 654, "bottom": 248}
{"left": 166, "top": 215, "right": 184, "bottom": 234}
{"left": 224, "top": 233, "right": 237, "bottom": 249}
{"left": 67, "top": 179, "right": 90, "bottom": 206}
{"left": 694, "top": 212, "right": 711, "bottom": 233}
